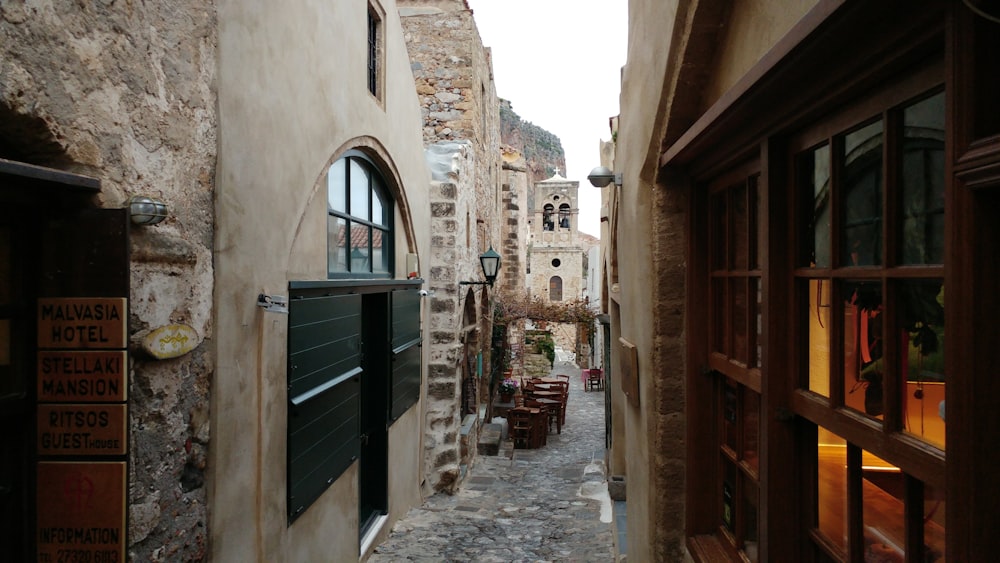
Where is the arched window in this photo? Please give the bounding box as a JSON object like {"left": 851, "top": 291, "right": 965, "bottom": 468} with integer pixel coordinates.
{"left": 559, "top": 203, "right": 571, "bottom": 229}
{"left": 327, "top": 151, "right": 393, "bottom": 277}
{"left": 549, "top": 276, "right": 563, "bottom": 301}
{"left": 542, "top": 203, "right": 555, "bottom": 231}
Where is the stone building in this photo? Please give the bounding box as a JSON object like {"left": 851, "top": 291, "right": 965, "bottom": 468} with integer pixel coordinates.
{"left": 1, "top": 1, "right": 433, "bottom": 560}
{"left": 603, "top": 0, "right": 1000, "bottom": 561}
{"left": 529, "top": 173, "right": 585, "bottom": 305}
{"left": 399, "top": 0, "right": 506, "bottom": 493}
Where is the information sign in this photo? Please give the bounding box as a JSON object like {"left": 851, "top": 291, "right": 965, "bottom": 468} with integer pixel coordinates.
{"left": 36, "top": 461, "right": 126, "bottom": 563}
{"left": 37, "top": 298, "right": 127, "bottom": 349}
{"left": 37, "top": 404, "right": 127, "bottom": 456}
{"left": 37, "top": 351, "right": 127, "bottom": 402}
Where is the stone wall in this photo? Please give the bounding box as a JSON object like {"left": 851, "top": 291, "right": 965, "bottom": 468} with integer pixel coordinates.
{"left": 423, "top": 142, "right": 485, "bottom": 492}
{"left": 0, "top": 2, "right": 217, "bottom": 560}
{"left": 402, "top": 0, "right": 504, "bottom": 492}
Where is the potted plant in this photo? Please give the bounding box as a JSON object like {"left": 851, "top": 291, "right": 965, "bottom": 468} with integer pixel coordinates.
{"left": 498, "top": 377, "right": 518, "bottom": 403}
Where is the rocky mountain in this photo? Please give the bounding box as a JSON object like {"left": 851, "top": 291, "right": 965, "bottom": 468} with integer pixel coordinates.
{"left": 499, "top": 99, "right": 565, "bottom": 186}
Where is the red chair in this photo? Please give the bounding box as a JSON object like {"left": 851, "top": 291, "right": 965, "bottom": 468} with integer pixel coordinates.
{"left": 587, "top": 369, "right": 604, "bottom": 392}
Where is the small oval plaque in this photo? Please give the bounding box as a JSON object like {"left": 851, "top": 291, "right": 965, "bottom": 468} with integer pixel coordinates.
{"left": 142, "top": 324, "right": 200, "bottom": 359}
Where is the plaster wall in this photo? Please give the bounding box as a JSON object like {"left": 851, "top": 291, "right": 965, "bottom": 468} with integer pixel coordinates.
{"left": 0, "top": 2, "right": 216, "bottom": 559}
{"left": 213, "top": 0, "right": 430, "bottom": 560}
{"left": 616, "top": 0, "right": 688, "bottom": 559}
{"left": 700, "top": 0, "right": 817, "bottom": 110}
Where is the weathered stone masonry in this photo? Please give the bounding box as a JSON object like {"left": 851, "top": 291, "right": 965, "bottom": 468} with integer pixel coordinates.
{"left": 0, "top": 2, "right": 216, "bottom": 561}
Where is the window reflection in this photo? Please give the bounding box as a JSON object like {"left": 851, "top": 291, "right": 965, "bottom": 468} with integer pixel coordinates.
{"left": 901, "top": 92, "right": 945, "bottom": 265}
{"left": 901, "top": 280, "right": 945, "bottom": 449}
{"left": 808, "top": 279, "right": 832, "bottom": 396}
{"left": 328, "top": 216, "right": 348, "bottom": 274}
{"left": 817, "top": 431, "right": 847, "bottom": 551}
{"left": 328, "top": 159, "right": 346, "bottom": 213}
{"left": 861, "top": 449, "right": 905, "bottom": 562}
{"left": 801, "top": 144, "right": 831, "bottom": 268}
{"left": 350, "top": 159, "right": 370, "bottom": 219}
{"left": 842, "top": 121, "right": 884, "bottom": 267}
{"left": 843, "top": 281, "right": 884, "bottom": 419}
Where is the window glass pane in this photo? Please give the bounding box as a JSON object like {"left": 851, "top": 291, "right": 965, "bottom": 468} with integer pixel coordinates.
{"left": 328, "top": 159, "right": 346, "bottom": 213}
{"left": 800, "top": 144, "right": 831, "bottom": 268}
{"left": 841, "top": 121, "right": 884, "bottom": 267}
{"left": 711, "top": 192, "right": 727, "bottom": 271}
{"left": 924, "top": 483, "right": 946, "bottom": 562}
{"left": 0, "top": 224, "right": 9, "bottom": 305}
{"left": 742, "top": 390, "right": 759, "bottom": 473}
{"left": 731, "top": 277, "right": 748, "bottom": 365}
{"left": 350, "top": 159, "right": 370, "bottom": 219}
{"left": 722, "top": 457, "right": 738, "bottom": 533}
{"left": 328, "top": 216, "right": 348, "bottom": 274}
{"left": 723, "top": 381, "right": 737, "bottom": 452}
{"left": 843, "top": 281, "right": 884, "bottom": 419}
{"left": 372, "top": 228, "right": 390, "bottom": 273}
{"left": 350, "top": 223, "right": 371, "bottom": 273}
{"left": 751, "top": 278, "right": 761, "bottom": 369}
{"left": 861, "top": 449, "right": 904, "bottom": 561}
{"left": 817, "top": 431, "right": 847, "bottom": 551}
{"left": 372, "top": 179, "right": 387, "bottom": 226}
{"left": 743, "top": 483, "right": 759, "bottom": 562}
{"left": 808, "top": 279, "right": 832, "bottom": 396}
{"left": 750, "top": 177, "right": 760, "bottom": 270}
{"left": 901, "top": 280, "right": 945, "bottom": 449}
{"left": 901, "top": 93, "right": 945, "bottom": 265}
{"left": 731, "top": 183, "right": 748, "bottom": 270}
{"left": 712, "top": 279, "right": 726, "bottom": 355}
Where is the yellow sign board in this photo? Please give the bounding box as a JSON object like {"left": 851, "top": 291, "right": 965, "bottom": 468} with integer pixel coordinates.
{"left": 38, "top": 351, "right": 127, "bottom": 402}
{"left": 37, "top": 298, "right": 127, "bottom": 350}
{"left": 37, "top": 404, "right": 127, "bottom": 456}
{"left": 37, "top": 461, "right": 126, "bottom": 563}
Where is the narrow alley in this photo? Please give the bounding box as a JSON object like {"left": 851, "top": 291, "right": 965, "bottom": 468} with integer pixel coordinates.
{"left": 369, "top": 359, "right": 619, "bottom": 562}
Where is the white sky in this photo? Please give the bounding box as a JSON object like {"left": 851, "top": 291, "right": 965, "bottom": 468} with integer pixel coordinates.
{"left": 465, "top": 0, "right": 628, "bottom": 238}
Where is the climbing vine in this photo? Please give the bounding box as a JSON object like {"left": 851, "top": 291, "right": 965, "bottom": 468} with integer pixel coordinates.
{"left": 493, "top": 291, "right": 598, "bottom": 328}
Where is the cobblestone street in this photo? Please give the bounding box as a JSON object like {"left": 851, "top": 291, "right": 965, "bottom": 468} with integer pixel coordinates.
{"left": 370, "top": 360, "right": 617, "bottom": 562}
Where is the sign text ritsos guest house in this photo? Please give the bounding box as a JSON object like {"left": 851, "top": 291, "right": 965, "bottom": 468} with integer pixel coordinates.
{"left": 37, "top": 298, "right": 128, "bottom": 563}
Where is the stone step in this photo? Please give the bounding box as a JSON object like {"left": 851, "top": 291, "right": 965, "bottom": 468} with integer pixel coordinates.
{"left": 477, "top": 422, "right": 503, "bottom": 456}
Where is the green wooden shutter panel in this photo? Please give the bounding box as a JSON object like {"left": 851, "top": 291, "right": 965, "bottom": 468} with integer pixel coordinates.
{"left": 389, "top": 289, "right": 421, "bottom": 422}
{"left": 287, "top": 293, "right": 362, "bottom": 522}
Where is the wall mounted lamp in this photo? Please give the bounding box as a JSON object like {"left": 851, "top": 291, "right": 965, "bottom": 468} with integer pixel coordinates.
{"left": 459, "top": 246, "right": 501, "bottom": 287}
{"left": 587, "top": 166, "right": 622, "bottom": 188}
{"left": 129, "top": 195, "right": 168, "bottom": 226}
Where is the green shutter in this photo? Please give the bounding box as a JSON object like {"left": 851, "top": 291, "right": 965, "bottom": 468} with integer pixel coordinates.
{"left": 287, "top": 293, "right": 362, "bottom": 522}
{"left": 389, "top": 289, "right": 421, "bottom": 421}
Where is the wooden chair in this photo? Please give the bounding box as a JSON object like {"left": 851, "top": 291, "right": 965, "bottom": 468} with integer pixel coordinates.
{"left": 550, "top": 381, "right": 569, "bottom": 427}
{"left": 526, "top": 398, "right": 560, "bottom": 435}
{"left": 509, "top": 408, "right": 534, "bottom": 449}
{"left": 587, "top": 369, "right": 604, "bottom": 392}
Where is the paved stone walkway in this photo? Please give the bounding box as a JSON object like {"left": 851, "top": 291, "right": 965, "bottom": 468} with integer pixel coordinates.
{"left": 370, "top": 360, "right": 615, "bottom": 562}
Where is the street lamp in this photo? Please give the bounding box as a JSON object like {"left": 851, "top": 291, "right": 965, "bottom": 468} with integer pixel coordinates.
{"left": 586, "top": 166, "right": 622, "bottom": 188}
{"left": 460, "top": 246, "right": 501, "bottom": 287}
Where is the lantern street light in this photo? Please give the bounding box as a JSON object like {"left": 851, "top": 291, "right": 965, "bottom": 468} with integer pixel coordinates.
{"left": 460, "top": 246, "right": 502, "bottom": 287}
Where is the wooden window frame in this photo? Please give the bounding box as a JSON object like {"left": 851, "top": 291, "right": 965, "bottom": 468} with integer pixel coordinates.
{"left": 366, "top": 2, "right": 385, "bottom": 104}
{"left": 788, "top": 63, "right": 947, "bottom": 561}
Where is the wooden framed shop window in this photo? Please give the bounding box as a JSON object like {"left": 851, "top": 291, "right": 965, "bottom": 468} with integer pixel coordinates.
{"left": 706, "top": 162, "right": 762, "bottom": 561}
{"left": 791, "top": 64, "right": 946, "bottom": 561}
